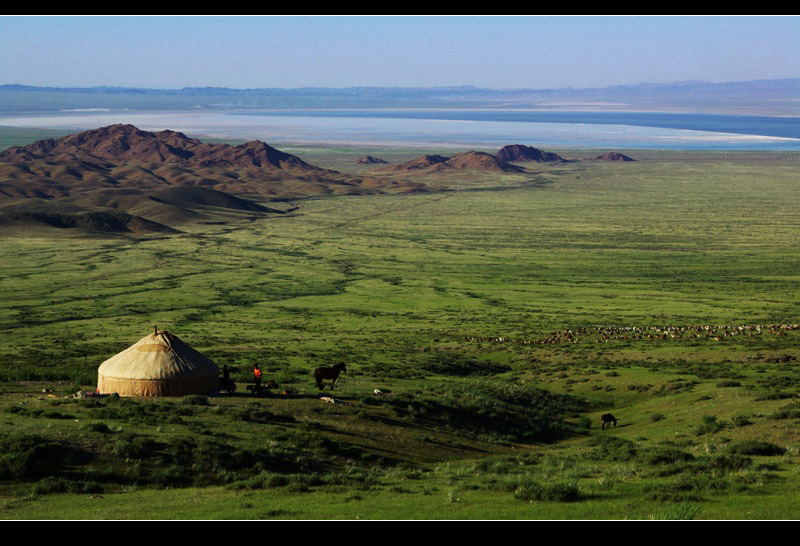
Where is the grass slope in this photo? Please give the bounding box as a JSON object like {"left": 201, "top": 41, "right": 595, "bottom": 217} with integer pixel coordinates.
{"left": 1, "top": 143, "right": 800, "bottom": 519}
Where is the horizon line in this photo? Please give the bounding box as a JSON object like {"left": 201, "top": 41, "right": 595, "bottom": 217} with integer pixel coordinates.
{"left": 2, "top": 77, "right": 799, "bottom": 93}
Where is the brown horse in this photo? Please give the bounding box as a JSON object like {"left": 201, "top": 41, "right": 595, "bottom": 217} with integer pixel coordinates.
{"left": 601, "top": 413, "right": 618, "bottom": 430}
{"left": 314, "top": 362, "right": 347, "bottom": 390}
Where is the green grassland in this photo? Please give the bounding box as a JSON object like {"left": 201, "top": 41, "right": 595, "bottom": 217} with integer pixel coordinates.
{"left": 1, "top": 143, "right": 800, "bottom": 519}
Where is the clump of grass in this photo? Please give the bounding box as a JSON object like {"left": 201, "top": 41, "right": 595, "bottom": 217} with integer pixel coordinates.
{"left": 94, "top": 398, "right": 193, "bottom": 425}
{"left": 643, "top": 480, "right": 704, "bottom": 503}
{"left": 227, "top": 472, "right": 289, "bottom": 490}
{"left": 727, "top": 440, "right": 785, "bottom": 456}
{"left": 111, "top": 434, "right": 160, "bottom": 460}
{"left": 755, "top": 392, "right": 795, "bottom": 401}
{"left": 85, "top": 422, "right": 112, "bottom": 433}
{"left": 586, "top": 435, "right": 638, "bottom": 462}
{"left": 4, "top": 406, "right": 75, "bottom": 420}
{"left": 639, "top": 447, "right": 695, "bottom": 466}
{"left": 31, "top": 476, "right": 104, "bottom": 496}
{"left": 695, "top": 415, "right": 728, "bottom": 436}
{"left": 767, "top": 403, "right": 800, "bottom": 420}
{"left": 181, "top": 395, "right": 210, "bottom": 406}
{"left": 652, "top": 502, "right": 700, "bottom": 520}
{"left": 513, "top": 479, "right": 581, "bottom": 503}
{"left": 731, "top": 415, "right": 753, "bottom": 427}
{"left": 701, "top": 454, "right": 753, "bottom": 471}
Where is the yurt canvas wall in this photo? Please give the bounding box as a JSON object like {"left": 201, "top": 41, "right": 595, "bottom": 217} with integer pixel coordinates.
{"left": 97, "top": 328, "right": 219, "bottom": 397}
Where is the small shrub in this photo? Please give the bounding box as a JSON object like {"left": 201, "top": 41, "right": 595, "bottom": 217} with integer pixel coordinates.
{"left": 696, "top": 415, "right": 727, "bottom": 436}
{"left": 703, "top": 454, "right": 753, "bottom": 471}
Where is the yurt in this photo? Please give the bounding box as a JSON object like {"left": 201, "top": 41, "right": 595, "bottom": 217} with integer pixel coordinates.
{"left": 97, "top": 326, "right": 219, "bottom": 397}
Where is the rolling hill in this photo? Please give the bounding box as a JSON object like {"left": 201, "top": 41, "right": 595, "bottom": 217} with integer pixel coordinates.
{"left": 382, "top": 151, "right": 525, "bottom": 173}
{"left": 0, "top": 124, "right": 433, "bottom": 234}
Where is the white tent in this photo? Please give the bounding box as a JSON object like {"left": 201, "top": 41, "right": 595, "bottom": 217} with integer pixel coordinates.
{"left": 97, "top": 327, "right": 219, "bottom": 397}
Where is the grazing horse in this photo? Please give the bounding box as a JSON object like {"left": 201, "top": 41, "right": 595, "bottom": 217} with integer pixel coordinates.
{"left": 314, "top": 362, "right": 347, "bottom": 390}
{"left": 601, "top": 413, "right": 618, "bottom": 430}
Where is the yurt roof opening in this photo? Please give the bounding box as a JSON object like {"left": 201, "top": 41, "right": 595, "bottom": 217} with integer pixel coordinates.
{"left": 97, "top": 326, "right": 219, "bottom": 397}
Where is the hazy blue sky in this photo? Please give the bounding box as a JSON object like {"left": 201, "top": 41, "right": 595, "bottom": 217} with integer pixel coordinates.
{"left": 1, "top": 16, "right": 798, "bottom": 89}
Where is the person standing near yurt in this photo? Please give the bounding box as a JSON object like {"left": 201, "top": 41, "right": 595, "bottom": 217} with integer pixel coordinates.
{"left": 253, "top": 364, "right": 262, "bottom": 391}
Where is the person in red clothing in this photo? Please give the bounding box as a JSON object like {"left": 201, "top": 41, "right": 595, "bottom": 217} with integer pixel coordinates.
{"left": 253, "top": 364, "right": 262, "bottom": 391}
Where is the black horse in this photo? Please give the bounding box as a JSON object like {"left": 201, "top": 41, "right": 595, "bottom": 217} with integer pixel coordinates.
{"left": 601, "top": 413, "right": 618, "bottom": 430}
{"left": 314, "top": 362, "right": 347, "bottom": 390}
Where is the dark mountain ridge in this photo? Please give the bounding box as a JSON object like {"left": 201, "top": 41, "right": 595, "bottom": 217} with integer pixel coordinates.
{"left": 0, "top": 124, "right": 321, "bottom": 171}
{"left": 0, "top": 124, "right": 433, "bottom": 235}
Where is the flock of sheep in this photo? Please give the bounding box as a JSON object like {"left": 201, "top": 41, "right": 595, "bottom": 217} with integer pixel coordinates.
{"left": 464, "top": 323, "right": 800, "bottom": 346}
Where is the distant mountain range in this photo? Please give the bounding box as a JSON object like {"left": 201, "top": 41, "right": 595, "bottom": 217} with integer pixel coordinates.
{"left": 0, "top": 124, "right": 438, "bottom": 235}
{"left": 0, "top": 124, "right": 430, "bottom": 203}
{"left": 1, "top": 79, "right": 798, "bottom": 115}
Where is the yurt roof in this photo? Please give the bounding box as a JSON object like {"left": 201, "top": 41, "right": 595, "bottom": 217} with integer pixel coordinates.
{"left": 98, "top": 327, "right": 219, "bottom": 381}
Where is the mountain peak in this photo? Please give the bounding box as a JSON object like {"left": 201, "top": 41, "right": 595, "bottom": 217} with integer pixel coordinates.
{"left": 0, "top": 124, "right": 319, "bottom": 171}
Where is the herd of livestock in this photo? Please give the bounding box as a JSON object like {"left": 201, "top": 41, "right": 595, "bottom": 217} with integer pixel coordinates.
{"left": 465, "top": 323, "right": 800, "bottom": 346}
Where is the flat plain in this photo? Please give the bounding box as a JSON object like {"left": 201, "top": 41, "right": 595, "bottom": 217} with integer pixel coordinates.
{"left": 1, "top": 135, "right": 800, "bottom": 519}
